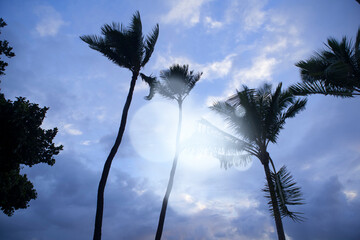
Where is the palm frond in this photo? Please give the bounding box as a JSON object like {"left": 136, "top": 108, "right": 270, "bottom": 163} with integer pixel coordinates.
{"left": 142, "top": 24, "right": 159, "bottom": 67}
{"left": 183, "top": 118, "right": 256, "bottom": 156}
{"left": 263, "top": 166, "right": 305, "bottom": 222}
{"left": 226, "top": 88, "right": 262, "bottom": 142}
{"left": 282, "top": 98, "right": 307, "bottom": 119}
{"left": 216, "top": 153, "right": 252, "bottom": 170}
{"left": 264, "top": 83, "right": 282, "bottom": 141}
{"left": 289, "top": 80, "right": 354, "bottom": 97}
{"left": 140, "top": 73, "right": 158, "bottom": 100}
{"left": 80, "top": 34, "right": 132, "bottom": 69}
{"left": 80, "top": 11, "right": 159, "bottom": 73}
{"left": 156, "top": 64, "right": 201, "bottom": 102}
{"left": 210, "top": 100, "right": 249, "bottom": 142}
{"left": 296, "top": 28, "right": 360, "bottom": 97}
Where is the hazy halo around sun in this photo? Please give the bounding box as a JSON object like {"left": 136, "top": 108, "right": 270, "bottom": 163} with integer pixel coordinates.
{"left": 129, "top": 100, "right": 252, "bottom": 172}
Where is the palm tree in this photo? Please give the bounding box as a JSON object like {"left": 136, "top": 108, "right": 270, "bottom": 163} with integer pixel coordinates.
{"left": 290, "top": 27, "right": 360, "bottom": 97}
{"left": 196, "top": 83, "right": 306, "bottom": 240}
{"left": 141, "top": 64, "right": 202, "bottom": 240}
{"left": 80, "top": 11, "right": 159, "bottom": 240}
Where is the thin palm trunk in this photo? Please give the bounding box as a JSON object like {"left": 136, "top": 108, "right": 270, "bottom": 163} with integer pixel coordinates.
{"left": 263, "top": 157, "right": 286, "bottom": 240}
{"left": 155, "top": 101, "right": 183, "bottom": 240}
{"left": 93, "top": 71, "right": 139, "bottom": 240}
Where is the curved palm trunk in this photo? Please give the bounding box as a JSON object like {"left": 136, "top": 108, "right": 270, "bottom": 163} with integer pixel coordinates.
{"left": 93, "top": 71, "right": 139, "bottom": 240}
{"left": 263, "top": 154, "right": 286, "bottom": 240}
{"left": 155, "top": 101, "right": 183, "bottom": 240}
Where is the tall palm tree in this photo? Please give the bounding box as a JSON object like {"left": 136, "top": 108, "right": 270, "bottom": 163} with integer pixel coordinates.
{"left": 141, "top": 64, "right": 202, "bottom": 240}
{"left": 80, "top": 11, "right": 159, "bottom": 240}
{"left": 290, "top": 27, "right": 360, "bottom": 97}
{"left": 195, "top": 83, "right": 306, "bottom": 240}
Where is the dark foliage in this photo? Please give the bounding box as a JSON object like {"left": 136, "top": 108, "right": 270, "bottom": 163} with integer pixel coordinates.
{"left": 263, "top": 166, "right": 305, "bottom": 222}
{"left": 0, "top": 18, "right": 15, "bottom": 79}
{"left": 0, "top": 94, "right": 63, "bottom": 216}
{"left": 291, "top": 27, "right": 360, "bottom": 97}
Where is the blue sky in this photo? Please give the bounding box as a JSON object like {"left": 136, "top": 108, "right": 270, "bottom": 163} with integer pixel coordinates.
{"left": 1, "top": 0, "right": 360, "bottom": 239}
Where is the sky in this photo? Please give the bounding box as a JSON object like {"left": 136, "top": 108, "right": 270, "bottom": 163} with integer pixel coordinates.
{"left": 0, "top": 0, "right": 360, "bottom": 239}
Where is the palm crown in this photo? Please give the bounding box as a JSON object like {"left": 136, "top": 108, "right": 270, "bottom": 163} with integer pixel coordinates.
{"left": 196, "top": 83, "right": 307, "bottom": 227}
{"left": 210, "top": 83, "right": 307, "bottom": 155}
{"left": 290, "top": 27, "right": 360, "bottom": 97}
{"left": 142, "top": 64, "right": 202, "bottom": 103}
{"left": 80, "top": 11, "right": 159, "bottom": 74}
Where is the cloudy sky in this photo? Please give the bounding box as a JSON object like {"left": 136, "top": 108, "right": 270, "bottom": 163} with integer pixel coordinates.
{"left": 1, "top": 0, "right": 360, "bottom": 239}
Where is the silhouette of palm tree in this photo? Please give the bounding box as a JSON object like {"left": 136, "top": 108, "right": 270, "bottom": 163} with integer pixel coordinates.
{"left": 197, "top": 83, "right": 306, "bottom": 240}
{"left": 80, "top": 11, "right": 159, "bottom": 240}
{"left": 290, "top": 28, "right": 360, "bottom": 97}
{"left": 142, "top": 64, "right": 201, "bottom": 240}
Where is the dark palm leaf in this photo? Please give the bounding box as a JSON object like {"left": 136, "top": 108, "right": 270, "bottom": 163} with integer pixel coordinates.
{"left": 289, "top": 80, "right": 354, "bottom": 97}
{"left": 80, "top": 11, "right": 159, "bottom": 74}
{"left": 142, "top": 24, "right": 159, "bottom": 67}
{"left": 294, "top": 27, "right": 360, "bottom": 97}
{"left": 263, "top": 166, "right": 305, "bottom": 222}
{"left": 140, "top": 73, "right": 158, "bottom": 100}
{"left": 226, "top": 88, "right": 262, "bottom": 143}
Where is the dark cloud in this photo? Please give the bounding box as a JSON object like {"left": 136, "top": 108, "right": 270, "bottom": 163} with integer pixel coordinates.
{"left": 285, "top": 176, "right": 360, "bottom": 240}
{"left": 0, "top": 150, "right": 160, "bottom": 240}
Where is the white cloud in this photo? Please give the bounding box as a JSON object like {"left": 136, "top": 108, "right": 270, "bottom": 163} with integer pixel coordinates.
{"left": 172, "top": 193, "right": 259, "bottom": 218}
{"left": 35, "top": 5, "right": 65, "bottom": 37}
{"left": 243, "top": 2, "right": 266, "bottom": 31}
{"left": 201, "top": 54, "right": 235, "bottom": 80}
{"left": 81, "top": 140, "right": 91, "bottom": 146}
{"left": 263, "top": 37, "right": 288, "bottom": 53}
{"left": 63, "top": 124, "right": 82, "bottom": 135}
{"left": 204, "top": 16, "right": 223, "bottom": 29}
{"left": 224, "top": 0, "right": 267, "bottom": 32}
{"left": 153, "top": 53, "right": 235, "bottom": 81}
{"left": 161, "top": 0, "right": 208, "bottom": 27}
{"left": 229, "top": 54, "right": 278, "bottom": 91}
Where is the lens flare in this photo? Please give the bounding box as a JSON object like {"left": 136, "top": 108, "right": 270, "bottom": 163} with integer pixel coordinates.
{"left": 129, "top": 100, "right": 252, "bottom": 172}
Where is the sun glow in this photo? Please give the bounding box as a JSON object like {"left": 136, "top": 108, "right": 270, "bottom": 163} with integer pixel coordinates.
{"left": 129, "top": 100, "right": 252, "bottom": 172}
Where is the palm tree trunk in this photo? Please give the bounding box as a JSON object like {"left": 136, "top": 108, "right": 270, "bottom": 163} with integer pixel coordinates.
{"left": 155, "top": 101, "right": 183, "bottom": 240}
{"left": 93, "top": 71, "right": 139, "bottom": 240}
{"left": 263, "top": 160, "right": 286, "bottom": 240}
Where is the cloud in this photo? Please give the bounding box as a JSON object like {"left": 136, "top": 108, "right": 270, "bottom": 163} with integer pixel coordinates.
{"left": 201, "top": 54, "right": 235, "bottom": 80}
{"left": 161, "top": 0, "right": 208, "bottom": 27}
{"left": 153, "top": 53, "right": 235, "bottom": 81}
{"left": 224, "top": 0, "right": 267, "bottom": 32}
{"left": 63, "top": 123, "right": 82, "bottom": 135}
{"left": 242, "top": 1, "right": 267, "bottom": 31}
{"left": 35, "top": 5, "right": 65, "bottom": 37}
{"left": 204, "top": 16, "right": 223, "bottom": 29}
{"left": 285, "top": 176, "right": 360, "bottom": 240}
{"left": 229, "top": 54, "right": 278, "bottom": 91}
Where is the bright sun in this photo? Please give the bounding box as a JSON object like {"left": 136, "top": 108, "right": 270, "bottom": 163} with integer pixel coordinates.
{"left": 129, "top": 100, "right": 252, "bottom": 172}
